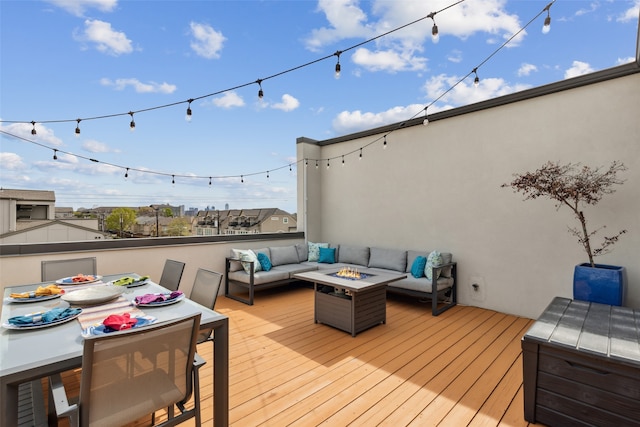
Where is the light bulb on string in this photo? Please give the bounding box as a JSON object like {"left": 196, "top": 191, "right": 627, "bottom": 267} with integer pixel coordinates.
{"left": 267, "top": 171, "right": 270, "bottom": 179}
{"left": 53, "top": 149, "right": 58, "bottom": 160}
{"left": 342, "top": 155, "right": 345, "bottom": 166}
{"left": 209, "top": 177, "right": 212, "bottom": 186}
{"left": 359, "top": 148, "right": 363, "bottom": 160}
{"left": 124, "top": 168, "right": 129, "bottom": 180}
{"left": 429, "top": 12, "right": 439, "bottom": 44}
{"left": 289, "top": 164, "right": 292, "bottom": 172}
{"left": 256, "top": 79, "right": 264, "bottom": 100}
{"left": 423, "top": 106, "right": 429, "bottom": 126}
{"left": 334, "top": 50, "right": 342, "bottom": 79}
{"left": 171, "top": 175, "right": 175, "bottom": 185}
{"left": 31, "top": 121, "right": 37, "bottom": 135}
{"left": 542, "top": 6, "right": 551, "bottom": 34}
{"left": 128, "top": 112, "right": 136, "bottom": 131}
{"left": 305, "top": 159, "right": 308, "bottom": 167}
{"left": 186, "top": 99, "right": 193, "bottom": 122}
{"left": 383, "top": 135, "right": 387, "bottom": 149}
{"left": 473, "top": 68, "right": 480, "bottom": 88}
{"left": 241, "top": 175, "right": 244, "bottom": 183}
{"left": 315, "top": 160, "right": 318, "bottom": 169}
{"left": 326, "top": 159, "right": 330, "bottom": 169}
{"left": 75, "top": 119, "right": 81, "bottom": 137}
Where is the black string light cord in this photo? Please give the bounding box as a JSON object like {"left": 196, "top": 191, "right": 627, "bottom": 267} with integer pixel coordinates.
{"left": 1, "top": 0, "right": 555, "bottom": 184}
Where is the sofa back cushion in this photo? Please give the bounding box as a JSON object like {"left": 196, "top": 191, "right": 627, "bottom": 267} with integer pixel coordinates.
{"left": 368, "top": 247, "right": 407, "bottom": 272}
{"left": 269, "top": 245, "right": 300, "bottom": 266}
{"left": 295, "top": 243, "right": 308, "bottom": 263}
{"left": 338, "top": 245, "right": 369, "bottom": 266}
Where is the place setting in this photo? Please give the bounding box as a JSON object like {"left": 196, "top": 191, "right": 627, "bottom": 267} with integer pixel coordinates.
{"left": 134, "top": 290, "right": 185, "bottom": 307}
{"left": 82, "top": 312, "right": 156, "bottom": 336}
{"left": 2, "top": 307, "right": 83, "bottom": 330}
{"left": 5, "top": 283, "right": 65, "bottom": 303}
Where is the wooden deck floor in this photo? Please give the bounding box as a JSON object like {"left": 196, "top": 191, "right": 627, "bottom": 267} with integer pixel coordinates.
{"left": 58, "top": 284, "right": 538, "bottom": 426}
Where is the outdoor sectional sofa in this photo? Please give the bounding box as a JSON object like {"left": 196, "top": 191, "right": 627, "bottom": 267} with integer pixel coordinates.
{"left": 225, "top": 243, "right": 457, "bottom": 315}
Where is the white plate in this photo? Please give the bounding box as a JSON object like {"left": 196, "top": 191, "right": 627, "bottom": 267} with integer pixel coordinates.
{"left": 6, "top": 294, "right": 62, "bottom": 303}
{"left": 62, "top": 286, "right": 124, "bottom": 305}
{"left": 135, "top": 293, "right": 185, "bottom": 307}
{"left": 2, "top": 311, "right": 81, "bottom": 330}
{"left": 56, "top": 275, "right": 103, "bottom": 285}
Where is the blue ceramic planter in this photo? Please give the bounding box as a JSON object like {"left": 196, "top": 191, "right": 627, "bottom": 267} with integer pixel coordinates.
{"left": 573, "top": 263, "right": 627, "bottom": 306}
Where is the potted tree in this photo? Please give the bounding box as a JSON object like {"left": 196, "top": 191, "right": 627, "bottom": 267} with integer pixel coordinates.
{"left": 502, "top": 161, "right": 628, "bottom": 306}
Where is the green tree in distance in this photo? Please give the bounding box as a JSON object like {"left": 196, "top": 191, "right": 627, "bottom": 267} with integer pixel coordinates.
{"left": 166, "top": 217, "right": 191, "bottom": 236}
{"left": 105, "top": 207, "right": 137, "bottom": 237}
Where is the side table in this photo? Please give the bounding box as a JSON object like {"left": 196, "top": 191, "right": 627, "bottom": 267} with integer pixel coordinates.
{"left": 522, "top": 297, "right": 640, "bottom": 426}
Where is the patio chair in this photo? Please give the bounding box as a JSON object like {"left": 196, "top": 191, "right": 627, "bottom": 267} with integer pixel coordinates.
{"left": 159, "top": 259, "right": 185, "bottom": 291}
{"left": 48, "top": 313, "right": 203, "bottom": 427}
{"left": 41, "top": 257, "right": 97, "bottom": 281}
{"left": 189, "top": 268, "right": 223, "bottom": 345}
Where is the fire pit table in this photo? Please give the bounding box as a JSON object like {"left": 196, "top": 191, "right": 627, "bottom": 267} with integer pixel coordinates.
{"left": 294, "top": 268, "right": 406, "bottom": 336}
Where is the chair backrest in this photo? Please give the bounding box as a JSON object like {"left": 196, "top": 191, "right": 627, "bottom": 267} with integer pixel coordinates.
{"left": 41, "top": 257, "right": 97, "bottom": 281}
{"left": 78, "top": 313, "right": 201, "bottom": 427}
{"left": 189, "top": 268, "right": 223, "bottom": 344}
{"left": 158, "top": 259, "right": 185, "bottom": 291}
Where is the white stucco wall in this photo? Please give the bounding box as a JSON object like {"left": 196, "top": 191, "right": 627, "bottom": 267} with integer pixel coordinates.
{"left": 298, "top": 70, "right": 640, "bottom": 319}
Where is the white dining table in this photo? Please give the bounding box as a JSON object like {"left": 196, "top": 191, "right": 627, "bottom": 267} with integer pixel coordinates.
{"left": 0, "top": 273, "right": 229, "bottom": 427}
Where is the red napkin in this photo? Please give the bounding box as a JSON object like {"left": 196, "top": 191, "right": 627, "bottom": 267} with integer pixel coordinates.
{"left": 103, "top": 313, "right": 137, "bottom": 331}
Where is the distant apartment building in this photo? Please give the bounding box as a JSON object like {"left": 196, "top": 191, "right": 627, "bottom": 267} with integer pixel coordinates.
{"left": 194, "top": 208, "right": 297, "bottom": 236}
{"left": 0, "top": 188, "right": 110, "bottom": 243}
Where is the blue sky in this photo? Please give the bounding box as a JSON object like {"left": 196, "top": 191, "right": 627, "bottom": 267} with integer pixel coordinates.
{"left": 1, "top": 0, "right": 638, "bottom": 214}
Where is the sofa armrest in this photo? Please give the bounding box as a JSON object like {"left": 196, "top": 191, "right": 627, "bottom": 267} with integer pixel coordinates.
{"left": 225, "top": 257, "right": 256, "bottom": 305}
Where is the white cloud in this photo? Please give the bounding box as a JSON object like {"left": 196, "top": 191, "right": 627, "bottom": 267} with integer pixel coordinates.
{"left": 332, "top": 103, "right": 424, "bottom": 135}
{"left": 518, "top": 63, "right": 538, "bottom": 77}
{"left": 564, "top": 60, "right": 594, "bottom": 79}
{"left": 351, "top": 47, "right": 427, "bottom": 72}
{"left": 271, "top": 94, "right": 300, "bottom": 112}
{"left": 75, "top": 19, "right": 133, "bottom": 56}
{"left": 447, "top": 50, "right": 463, "bottom": 64}
{"left": 618, "top": 1, "right": 640, "bottom": 23}
{"left": 213, "top": 91, "right": 245, "bottom": 108}
{"left": 0, "top": 122, "right": 64, "bottom": 147}
{"left": 100, "top": 77, "right": 176, "bottom": 94}
{"left": 304, "top": 0, "right": 374, "bottom": 52}
{"left": 45, "top": 0, "right": 117, "bottom": 17}
{"left": 189, "top": 22, "right": 226, "bottom": 59}
{"left": 82, "top": 139, "right": 119, "bottom": 153}
{"left": 0, "top": 152, "right": 27, "bottom": 170}
{"left": 616, "top": 56, "right": 636, "bottom": 65}
{"left": 424, "top": 73, "right": 530, "bottom": 107}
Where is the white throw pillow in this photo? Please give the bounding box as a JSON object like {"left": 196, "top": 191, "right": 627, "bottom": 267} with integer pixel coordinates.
{"left": 232, "top": 249, "right": 262, "bottom": 274}
{"left": 425, "top": 250, "right": 443, "bottom": 281}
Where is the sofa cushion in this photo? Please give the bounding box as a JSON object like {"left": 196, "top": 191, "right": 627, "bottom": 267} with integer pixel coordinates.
{"left": 368, "top": 247, "right": 407, "bottom": 272}
{"left": 406, "top": 250, "right": 428, "bottom": 273}
{"left": 231, "top": 249, "right": 261, "bottom": 274}
{"left": 426, "top": 250, "right": 443, "bottom": 281}
{"left": 295, "top": 243, "right": 308, "bottom": 263}
{"left": 410, "top": 256, "right": 427, "bottom": 278}
{"left": 338, "top": 245, "right": 369, "bottom": 266}
{"left": 308, "top": 242, "right": 329, "bottom": 262}
{"left": 439, "top": 252, "right": 453, "bottom": 278}
{"left": 269, "top": 245, "right": 300, "bottom": 266}
{"left": 318, "top": 247, "right": 336, "bottom": 264}
{"left": 228, "top": 269, "right": 289, "bottom": 285}
{"left": 257, "top": 252, "right": 272, "bottom": 271}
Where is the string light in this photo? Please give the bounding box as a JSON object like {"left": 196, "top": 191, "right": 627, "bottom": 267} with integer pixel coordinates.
{"left": 305, "top": 159, "right": 308, "bottom": 167}
{"left": 423, "top": 106, "right": 429, "bottom": 126}
{"left": 342, "top": 155, "right": 345, "bottom": 166}
{"left": 186, "top": 99, "right": 193, "bottom": 122}
{"left": 75, "top": 119, "right": 81, "bottom": 136}
{"left": 428, "top": 12, "right": 439, "bottom": 43}
{"left": 53, "top": 149, "right": 57, "bottom": 160}
{"left": 171, "top": 174, "right": 175, "bottom": 185}
{"left": 289, "top": 164, "right": 292, "bottom": 172}
{"left": 334, "top": 50, "right": 342, "bottom": 79}
{"left": 124, "top": 168, "right": 129, "bottom": 179}
{"left": 128, "top": 112, "right": 135, "bottom": 131}
{"left": 267, "top": 171, "right": 270, "bottom": 179}
{"left": 3, "top": 0, "right": 559, "bottom": 188}
{"left": 256, "top": 79, "right": 264, "bottom": 99}
{"left": 542, "top": 2, "right": 552, "bottom": 34}
{"left": 209, "top": 176, "right": 212, "bottom": 186}
{"left": 383, "top": 135, "right": 387, "bottom": 149}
